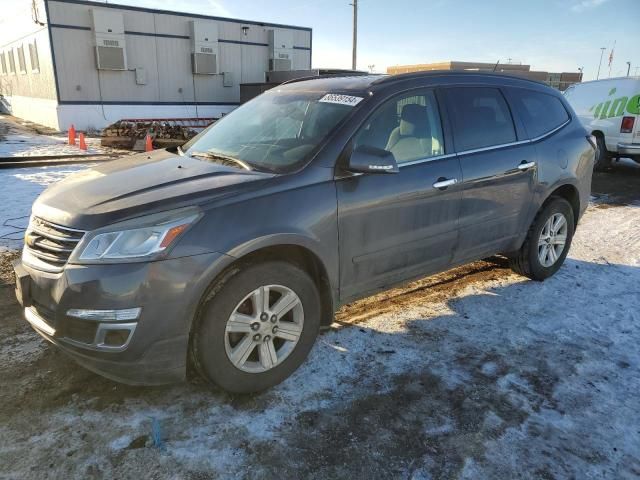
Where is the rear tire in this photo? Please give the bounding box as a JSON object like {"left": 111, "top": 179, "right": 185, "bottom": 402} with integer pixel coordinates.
{"left": 191, "top": 261, "right": 321, "bottom": 394}
{"left": 594, "top": 134, "right": 613, "bottom": 171}
{"left": 509, "top": 197, "right": 575, "bottom": 281}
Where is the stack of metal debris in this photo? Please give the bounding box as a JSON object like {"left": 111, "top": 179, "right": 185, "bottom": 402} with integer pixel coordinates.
{"left": 101, "top": 118, "right": 217, "bottom": 150}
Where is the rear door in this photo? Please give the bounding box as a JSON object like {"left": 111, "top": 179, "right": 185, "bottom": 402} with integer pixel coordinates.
{"left": 336, "top": 89, "right": 462, "bottom": 301}
{"left": 442, "top": 86, "right": 536, "bottom": 262}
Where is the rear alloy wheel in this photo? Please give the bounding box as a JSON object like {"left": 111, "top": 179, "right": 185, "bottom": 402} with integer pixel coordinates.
{"left": 192, "top": 261, "right": 321, "bottom": 393}
{"left": 509, "top": 196, "right": 575, "bottom": 281}
{"left": 537, "top": 213, "right": 568, "bottom": 268}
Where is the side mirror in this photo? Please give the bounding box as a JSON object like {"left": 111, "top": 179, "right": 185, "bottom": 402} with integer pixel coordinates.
{"left": 347, "top": 145, "right": 399, "bottom": 174}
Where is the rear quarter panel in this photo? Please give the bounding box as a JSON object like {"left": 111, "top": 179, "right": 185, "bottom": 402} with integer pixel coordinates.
{"left": 526, "top": 120, "right": 593, "bottom": 238}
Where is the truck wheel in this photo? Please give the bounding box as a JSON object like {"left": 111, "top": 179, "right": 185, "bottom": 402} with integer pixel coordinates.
{"left": 509, "top": 197, "right": 575, "bottom": 281}
{"left": 594, "top": 134, "right": 612, "bottom": 171}
{"left": 191, "top": 261, "right": 321, "bottom": 394}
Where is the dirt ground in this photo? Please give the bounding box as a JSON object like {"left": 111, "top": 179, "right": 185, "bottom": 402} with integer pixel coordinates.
{"left": 1, "top": 163, "right": 639, "bottom": 479}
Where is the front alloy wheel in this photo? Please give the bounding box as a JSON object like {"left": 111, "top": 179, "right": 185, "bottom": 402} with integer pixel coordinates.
{"left": 225, "top": 285, "right": 304, "bottom": 373}
{"left": 192, "top": 261, "right": 321, "bottom": 393}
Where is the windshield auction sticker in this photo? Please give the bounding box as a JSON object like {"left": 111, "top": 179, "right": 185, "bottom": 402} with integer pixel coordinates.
{"left": 319, "top": 94, "right": 364, "bottom": 107}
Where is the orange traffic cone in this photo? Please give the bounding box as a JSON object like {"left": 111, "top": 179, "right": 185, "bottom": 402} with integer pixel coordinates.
{"left": 68, "top": 124, "right": 76, "bottom": 145}
{"left": 79, "top": 132, "right": 87, "bottom": 151}
{"left": 145, "top": 134, "right": 153, "bottom": 152}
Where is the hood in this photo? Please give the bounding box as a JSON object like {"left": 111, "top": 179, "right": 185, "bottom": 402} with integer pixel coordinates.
{"left": 33, "top": 149, "right": 274, "bottom": 230}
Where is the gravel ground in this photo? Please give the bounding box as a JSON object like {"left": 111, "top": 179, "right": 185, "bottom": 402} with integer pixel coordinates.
{"left": 0, "top": 160, "right": 638, "bottom": 479}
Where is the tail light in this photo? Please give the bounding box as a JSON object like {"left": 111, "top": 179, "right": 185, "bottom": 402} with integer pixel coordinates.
{"left": 621, "top": 116, "right": 635, "bottom": 133}
{"left": 586, "top": 135, "right": 597, "bottom": 150}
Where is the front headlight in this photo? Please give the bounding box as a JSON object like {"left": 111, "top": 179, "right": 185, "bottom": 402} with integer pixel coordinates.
{"left": 71, "top": 209, "right": 201, "bottom": 263}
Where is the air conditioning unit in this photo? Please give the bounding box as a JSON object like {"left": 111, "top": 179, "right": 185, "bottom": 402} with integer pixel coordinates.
{"left": 268, "top": 30, "right": 293, "bottom": 72}
{"left": 190, "top": 21, "right": 218, "bottom": 75}
{"left": 91, "top": 9, "right": 127, "bottom": 70}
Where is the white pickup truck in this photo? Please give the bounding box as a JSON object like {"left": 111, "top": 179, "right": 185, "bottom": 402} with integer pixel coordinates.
{"left": 564, "top": 77, "right": 640, "bottom": 170}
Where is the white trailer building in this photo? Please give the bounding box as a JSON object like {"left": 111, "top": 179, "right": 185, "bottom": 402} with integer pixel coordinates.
{"left": 0, "top": 0, "right": 312, "bottom": 131}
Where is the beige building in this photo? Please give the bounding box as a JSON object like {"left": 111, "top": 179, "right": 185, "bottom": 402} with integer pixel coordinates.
{"left": 0, "top": 0, "right": 312, "bottom": 130}
{"left": 387, "top": 61, "right": 582, "bottom": 91}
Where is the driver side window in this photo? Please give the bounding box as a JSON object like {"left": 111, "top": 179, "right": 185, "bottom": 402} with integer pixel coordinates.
{"left": 354, "top": 90, "right": 444, "bottom": 164}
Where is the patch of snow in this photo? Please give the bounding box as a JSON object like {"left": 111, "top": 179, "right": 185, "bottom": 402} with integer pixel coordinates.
{"left": 0, "top": 120, "right": 104, "bottom": 157}
{"left": 109, "top": 435, "right": 132, "bottom": 451}
{"left": 0, "top": 165, "right": 90, "bottom": 250}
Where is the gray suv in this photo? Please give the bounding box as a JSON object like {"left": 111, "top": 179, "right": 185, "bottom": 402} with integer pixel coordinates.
{"left": 13, "top": 72, "right": 594, "bottom": 393}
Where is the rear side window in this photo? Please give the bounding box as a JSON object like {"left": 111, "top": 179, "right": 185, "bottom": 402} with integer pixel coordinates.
{"left": 511, "top": 89, "right": 570, "bottom": 139}
{"left": 444, "top": 87, "right": 516, "bottom": 151}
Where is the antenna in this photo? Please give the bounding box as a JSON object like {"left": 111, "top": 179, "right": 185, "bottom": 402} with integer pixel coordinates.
{"left": 492, "top": 60, "right": 500, "bottom": 72}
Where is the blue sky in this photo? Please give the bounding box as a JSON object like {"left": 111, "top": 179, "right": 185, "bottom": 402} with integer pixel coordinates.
{"left": 123, "top": 0, "right": 637, "bottom": 80}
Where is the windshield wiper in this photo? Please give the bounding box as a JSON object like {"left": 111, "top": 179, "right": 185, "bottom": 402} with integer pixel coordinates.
{"left": 189, "top": 151, "right": 252, "bottom": 171}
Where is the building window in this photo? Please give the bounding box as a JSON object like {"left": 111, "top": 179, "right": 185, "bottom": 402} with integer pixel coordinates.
{"left": 8, "top": 49, "right": 16, "bottom": 74}
{"left": 17, "top": 45, "right": 27, "bottom": 74}
{"left": 29, "top": 41, "right": 40, "bottom": 73}
{"left": 0, "top": 52, "right": 7, "bottom": 76}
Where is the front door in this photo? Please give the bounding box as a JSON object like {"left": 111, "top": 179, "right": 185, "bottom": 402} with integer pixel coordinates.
{"left": 441, "top": 86, "right": 537, "bottom": 262}
{"left": 336, "top": 89, "right": 462, "bottom": 301}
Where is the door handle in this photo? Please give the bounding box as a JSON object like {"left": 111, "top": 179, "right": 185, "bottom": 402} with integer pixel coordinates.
{"left": 433, "top": 178, "right": 457, "bottom": 189}
{"left": 517, "top": 161, "right": 536, "bottom": 171}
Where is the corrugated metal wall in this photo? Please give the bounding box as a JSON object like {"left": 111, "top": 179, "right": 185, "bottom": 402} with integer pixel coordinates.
{"left": 0, "top": 0, "right": 57, "bottom": 101}
{"left": 47, "top": 0, "right": 312, "bottom": 106}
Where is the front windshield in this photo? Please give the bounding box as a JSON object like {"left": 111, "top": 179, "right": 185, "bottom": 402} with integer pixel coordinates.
{"left": 183, "top": 90, "right": 363, "bottom": 173}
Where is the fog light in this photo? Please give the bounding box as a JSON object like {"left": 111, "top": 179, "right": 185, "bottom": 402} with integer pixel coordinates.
{"left": 103, "top": 329, "right": 131, "bottom": 347}
{"left": 66, "top": 308, "right": 141, "bottom": 321}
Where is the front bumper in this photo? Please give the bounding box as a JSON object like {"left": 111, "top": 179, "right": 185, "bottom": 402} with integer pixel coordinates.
{"left": 617, "top": 143, "right": 640, "bottom": 157}
{"left": 14, "top": 251, "right": 228, "bottom": 385}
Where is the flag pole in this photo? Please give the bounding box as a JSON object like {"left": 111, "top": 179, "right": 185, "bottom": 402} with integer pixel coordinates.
{"left": 608, "top": 40, "right": 616, "bottom": 78}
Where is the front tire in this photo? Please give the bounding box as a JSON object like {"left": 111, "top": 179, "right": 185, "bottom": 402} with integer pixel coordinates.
{"left": 191, "top": 261, "right": 321, "bottom": 394}
{"left": 509, "top": 197, "right": 575, "bottom": 281}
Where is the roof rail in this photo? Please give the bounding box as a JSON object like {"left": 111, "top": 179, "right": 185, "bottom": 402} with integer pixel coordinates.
{"left": 371, "top": 69, "right": 548, "bottom": 87}
{"left": 280, "top": 72, "right": 379, "bottom": 85}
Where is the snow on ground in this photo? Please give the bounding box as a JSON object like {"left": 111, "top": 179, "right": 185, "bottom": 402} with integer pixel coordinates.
{"left": 0, "top": 165, "right": 91, "bottom": 250}
{"left": 0, "top": 117, "right": 105, "bottom": 157}
{"left": 1, "top": 201, "right": 638, "bottom": 479}
{"left": 0, "top": 156, "right": 639, "bottom": 478}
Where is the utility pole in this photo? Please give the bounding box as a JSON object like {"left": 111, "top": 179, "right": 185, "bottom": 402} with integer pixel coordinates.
{"left": 351, "top": 0, "right": 358, "bottom": 70}
{"left": 596, "top": 47, "right": 606, "bottom": 80}
{"left": 626, "top": 62, "right": 631, "bottom": 77}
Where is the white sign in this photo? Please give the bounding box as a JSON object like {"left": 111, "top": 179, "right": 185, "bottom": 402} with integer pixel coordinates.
{"left": 319, "top": 94, "right": 364, "bottom": 107}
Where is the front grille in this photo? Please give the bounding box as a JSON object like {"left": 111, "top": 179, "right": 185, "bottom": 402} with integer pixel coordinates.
{"left": 24, "top": 217, "right": 85, "bottom": 271}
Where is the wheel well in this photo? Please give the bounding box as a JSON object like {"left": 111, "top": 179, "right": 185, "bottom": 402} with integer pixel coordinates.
{"left": 217, "top": 245, "right": 335, "bottom": 327}
{"left": 548, "top": 184, "right": 580, "bottom": 228}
